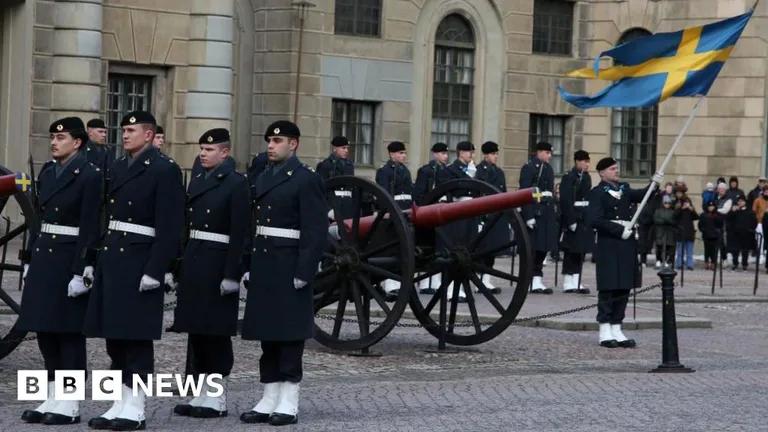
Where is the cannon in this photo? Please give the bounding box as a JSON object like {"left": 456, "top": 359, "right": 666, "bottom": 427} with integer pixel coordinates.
{"left": 0, "top": 168, "right": 40, "bottom": 360}
{"left": 314, "top": 176, "right": 536, "bottom": 351}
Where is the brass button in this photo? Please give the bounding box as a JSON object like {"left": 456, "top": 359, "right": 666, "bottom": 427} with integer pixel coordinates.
{"left": 263, "top": 249, "right": 267, "bottom": 253}
{"left": 109, "top": 215, "right": 114, "bottom": 220}
{"left": 52, "top": 235, "right": 56, "bottom": 239}
{"left": 48, "top": 248, "right": 52, "bottom": 253}
{"left": 54, "top": 207, "right": 59, "bottom": 212}
{"left": 119, "top": 247, "right": 124, "bottom": 252}
{"left": 267, "top": 218, "right": 271, "bottom": 223}
{"left": 104, "top": 246, "right": 108, "bottom": 251}
{"left": 188, "top": 208, "right": 193, "bottom": 212}
{"left": 127, "top": 218, "right": 132, "bottom": 222}
{"left": 252, "top": 248, "right": 256, "bottom": 252}
{"left": 128, "top": 201, "right": 132, "bottom": 206}
{"left": 123, "top": 232, "right": 127, "bottom": 237}
{"left": 35, "top": 248, "right": 39, "bottom": 252}
{"left": 257, "top": 206, "right": 261, "bottom": 210}
{"left": 110, "top": 199, "right": 115, "bottom": 204}
{"left": 206, "top": 209, "right": 211, "bottom": 213}
{"left": 268, "top": 206, "right": 272, "bottom": 210}
{"left": 108, "top": 230, "right": 112, "bottom": 235}
{"left": 204, "top": 224, "right": 209, "bottom": 228}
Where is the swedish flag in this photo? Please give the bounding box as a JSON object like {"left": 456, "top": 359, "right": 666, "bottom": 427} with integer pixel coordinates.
{"left": 559, "top": 10, "right": 753, "bottom": 109}
{"left": 15, "top": 172, "right": 31, "bottom": 192}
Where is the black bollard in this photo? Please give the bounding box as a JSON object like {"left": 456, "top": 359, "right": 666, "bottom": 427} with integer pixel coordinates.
{"left": 650, "top": 267, "right": 694, "bottom": 373}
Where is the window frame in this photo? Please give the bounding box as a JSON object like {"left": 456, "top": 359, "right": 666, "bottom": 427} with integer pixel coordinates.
{"left": 528, "top": 114, "right": 568, "bottom": 175}
{"left": 331, "top": 99, "right": 378, "bottom": 167}
{"left": 334, "top": 0, "right": 382, "bottom": 38}
{"left": 532, "top": 0, "right": 574, "bottom": 56}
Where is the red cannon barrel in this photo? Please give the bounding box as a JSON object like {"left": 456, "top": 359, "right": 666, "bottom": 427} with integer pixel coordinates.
{"left": 335, "top": 187, "right": 539, "bottom": 238}
{"left": 0, "top": 173, "right": 30, "bottom": 199}
{"left": 410, "top": 187, "right": 538, "bottom": 229}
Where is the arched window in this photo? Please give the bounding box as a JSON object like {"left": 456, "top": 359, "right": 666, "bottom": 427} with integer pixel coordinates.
{"left": 611, "top": 28, "right": 658, "bottom": 177}
{"left": 431, "top": 14, "right": 475, "bottom": 150}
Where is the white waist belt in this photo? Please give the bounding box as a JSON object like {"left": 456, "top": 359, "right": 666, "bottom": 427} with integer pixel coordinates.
{"left": 190, "top": 229, "right": 230, "bottom": 244}
{"left": 574, "top": 201, "right": 590, "bottom": 207}
{"left": 539, "top": 191, "right": 553, "bottom": 197}
{"left": 108, "top": 220, "right": 156, "bottom": 237}
{"left": 41, "top": 223, "right": 79, "bottom": 236}
{"left": 334, "top": 190, "right": 352, "bottom": 198}
{"left": 256, "top": 225, "right": 301, "bottom": 240}
{"left": 455, "top": 196, "right": 473, "bottom": 202}
{"left": 394, "top": 194, "right": 412, "bottom": 201}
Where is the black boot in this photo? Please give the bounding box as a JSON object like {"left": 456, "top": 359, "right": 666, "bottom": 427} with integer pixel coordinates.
{"left": 269, "top": 412, "right": 298, "bottom": 426}
{"left": 240, "top": 410, "right": 270, "bottom": 424}
{"left": 20, "top": 410, "right": 44, "bottom": 423}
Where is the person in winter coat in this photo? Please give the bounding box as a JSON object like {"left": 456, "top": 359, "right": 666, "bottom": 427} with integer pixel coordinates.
{"left": 701, "top": 182, "right": 717, "bottom": 209}
{"left": 673, "top": 193, "right": 698, "bottom": 270}
{"left": 726, "top": 176, "right": 745, "bottom": 203}
{"left": 698, "top": 202, "right": 724, "bottom": 270}
{"left": 751, "top": 185, "right": 768, "bottom": 225}
{"left": 653, "top": 195, "right": 677, "bottom": 268}
{"left": 727, "top": 194, "right": 755, "bottom": 271}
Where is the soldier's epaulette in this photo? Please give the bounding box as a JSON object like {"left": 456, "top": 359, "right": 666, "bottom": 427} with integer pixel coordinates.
{"left": 87, "top": 162, "right": 101, "bottom": 172}
{"left": 303, "top": 163, "right": 315, "bottom": 173}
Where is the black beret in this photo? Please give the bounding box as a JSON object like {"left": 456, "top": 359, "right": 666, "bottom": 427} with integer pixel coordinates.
{"left": 120, "top": 111, "right": 156, "bottom": 127}
{"left": 481, "top": 141, "right": 499, "bottom": 154}
{"left": 387, "top": 141, "right": 406, "bottom": 153}
{"left": 156, "top": 126, "right": 164, "bottom": 135}
{"left": 86, "top": 118, "right": 106, "bottom": 129}
{"left": 535, "top": 142, "right": 553, "bottom": 152}
{"left": 331, "top": 136, "right": 349, "bottom": 147}
{"left": 456, "top": 141, "right": 475, "bottom": 152}
{"left": 199, "top": 128, "right": 230, "bottom": 144}
{"left": 264, "top": 120, "right": 300, "bottom": 141}
{"left": 50, "top": 117, "right": 85, "bottom": 135}
{"left": 574, "top": 150, "right": 590, "bottom": 161}
{"left": 596, "top": 157, "right": 617, "bottom": 171}
{"left": 431, "top": 142, "right": 448, "bottom": 152}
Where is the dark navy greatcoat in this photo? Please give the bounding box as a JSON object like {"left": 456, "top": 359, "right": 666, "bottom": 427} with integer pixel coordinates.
{"left": 82, "top": 140, "right": 112, "bottom": 172}
{"left": 17, "top": 154, "right": 103, "bottom": 333}
{"left": 83, "top": 146, "right": 185, "bottom": 340}
{"left": 519, "top": 156, "right": 558, "bottom": 253}
{"left": 173, "top": 162, "right": 249, "bottom": 336}
{"left": 242, "top": 156, "right": 328, "bottom": 341}
{"left": 414, "top": 160, "right": 446, "bottom": 205}
{"left": 435, "top": 160, "right": 477, "bottom": 247}
{"left": 375, "top": 161, "right": 413, "bottom": 210}
{"left": 587, "top": 181, "right": 646, "bottom": 292}
{"left": 247, "top": 152, "right": 269, "bottom": 199}
{"left": 475, "top": 160, "right": 512, "bottom": 255}
{"left": 559, "top": 167, "right": 594, "bottom": 254}
{"left": 316, "top": 153, "right": 355, "bottom": 218}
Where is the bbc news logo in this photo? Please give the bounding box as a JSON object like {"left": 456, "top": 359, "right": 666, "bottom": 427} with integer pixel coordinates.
{"left": 18, "top": 370, "right": 224, "bottom": 401}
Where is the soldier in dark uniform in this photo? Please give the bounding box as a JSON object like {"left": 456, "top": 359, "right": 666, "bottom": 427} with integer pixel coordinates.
{"left": 475, "top": 141, "right": 508, "bottom": 294}
{"left": 375, "top": 141, "right": 413, "bottom": 299}
{"left": 18, "top": 117, "right": 103, "bottom": 425}
{"left": 83, "top": 111, "right": 185, "bottom": 430}
{"left": 317, "top": 136, "right": 355, "bottom": 219}
{"left": 413, "top": 142, "right": 448, "bottom": 205}
{"left": 519, "top": 142, "right": 558, "bottom": 294}
{"left": 172, "top": 128, "right": 249, "bottom": 419}
{"left": 240, "top": 121, "right": 327, "bottom": 426}
{"left": 588, "top": 157, "right": 655, "bottom": 348}
{"left": 84, "top": 118, "right": 110, "bottom": 171}
{"left": 152, "top": 125, "right": 165, "bottom": 150}
{"left": 559, "top": 150, "right": 592, "bottom": 294}
{"left": 413, "top": 142, "right": 448, "bottom": 294}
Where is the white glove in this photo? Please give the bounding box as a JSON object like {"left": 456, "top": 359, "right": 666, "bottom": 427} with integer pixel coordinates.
{"left": 466, "top": 161, "right": 477, "bottom": 178}
{"left": 163, "top": 272, "right": 177, "bottom": 290}
{"left": 526, "top": 218, "right": 536, "bottom": 230}
{"left": 294, "top": 278, "right": 307, "bottom": 290}
{"left": 569, "top": 223, "right": 577, "bottom": 232}
{"left": 327, "top": 209, "right": 335, "bottom": 220}
{"left": 478, "top": 223, "right": 484, "bottom": 233}
{"left": 23, "top": 264, "right": 29, "bottom": 279}
{"left": 220, "top": 279, "right": 240, "bottom": 296}
{"left": 651, "top": 172, "right": 664, "bottom": 184}
{"left": 240, "top": 272, "right": 250, "bottom": 290}
{"left": 67, "top": 275, "right": 89, "bottom": 297}
{"left": 139, "top": 274, "right": 162, "bottom": 292}
{"left": 621, "top": 228, "right": 633, "bottom": 240}
{"left": 82, "top": 266, "right": 95, "bottom": 287}
{"left": 757, "top": 224, "right": 764, "bottom": 235}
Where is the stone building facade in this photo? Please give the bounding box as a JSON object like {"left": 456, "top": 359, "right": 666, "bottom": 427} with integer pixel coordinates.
{"left": 0, "top": 0, "right": 766, "bottom": 203}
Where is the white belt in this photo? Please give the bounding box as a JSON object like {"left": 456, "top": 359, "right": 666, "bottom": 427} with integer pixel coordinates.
{"left": 455, "top": 196, "right": 473, "bottom": 202}
{"left": 256, "top": 225, "right": 301, "bottom": 240}
{"left": 574, "top": 201, "right": 590, "bottom": 207}
{"left": 394, "top": 194, "right": 412, "bottom": 201}
{"left": 108, "top": 220, "right": 156, "bottom": 237}
{"left": 334, "top": 190, "right": 352, "bottom": 198}
{"left": 189, "top": 229, "right": 230, "bottom": 244}
{"left": 539, "top": 191, "right": 553, "bottom": 197}
{"left": 41, "top": 223, "right": 79, "bottom": 236}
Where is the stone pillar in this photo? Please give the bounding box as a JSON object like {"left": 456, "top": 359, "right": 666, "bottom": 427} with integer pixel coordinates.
{"left": 183, "top": 0, "right": 234, "bottom": 160}
{"left": 51, "top": 0, "right": 102, "bottom": 119}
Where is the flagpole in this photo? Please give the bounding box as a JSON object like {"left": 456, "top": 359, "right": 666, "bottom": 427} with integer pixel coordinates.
{"left": 628, "top": 95, "right": 705, "bottom": 228}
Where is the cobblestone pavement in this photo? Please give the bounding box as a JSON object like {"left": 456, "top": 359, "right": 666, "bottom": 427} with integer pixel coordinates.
{"left": 1, "top": 257, "right": 767, "bottom": 431}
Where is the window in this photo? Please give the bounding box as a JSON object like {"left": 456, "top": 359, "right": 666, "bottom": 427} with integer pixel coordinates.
{"left": 106, "top": 74, "right": 153, "bottom": 154}
{"left": 335, "top": 0, "right": 381, "bottom": 37}
{"left": 331, "top": 100, "right": 376, "bottom": 166}
{"left": 611, "top": 29, "right": 658, "bottom": 177}
{"left": 532, "top": 0, "right": 574, "bottom": 55}
{"left": 431, "top": 14, "right": 474, "bottom": 151}
{"left": 529, "top": 115, "right": 567, "bottom": 174}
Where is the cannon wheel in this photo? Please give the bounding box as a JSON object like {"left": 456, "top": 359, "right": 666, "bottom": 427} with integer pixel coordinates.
{"left": 409, "top": 178, "right": 532, "bottom": 346}
{"left": 313, "top": 176, "right": 414, "bottom": 351}
{"left": 0, "top": 165, "right": 40, "bottom": 360}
